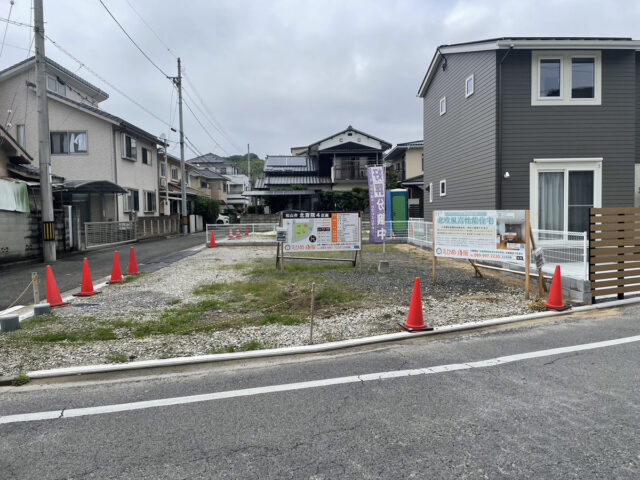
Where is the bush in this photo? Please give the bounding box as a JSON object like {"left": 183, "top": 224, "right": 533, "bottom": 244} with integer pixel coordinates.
{"left": 247, "top": 205, "right": 265, "bottom": 214}
{"left": 193, "top": 197, "right": 220, "bottom": 224}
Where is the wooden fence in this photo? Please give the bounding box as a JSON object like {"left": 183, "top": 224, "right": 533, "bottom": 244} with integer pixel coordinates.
{"left": 590, "top": 207, "right": 640, "bottom": 303}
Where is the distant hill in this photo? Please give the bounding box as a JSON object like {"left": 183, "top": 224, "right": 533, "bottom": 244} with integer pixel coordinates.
{"left": 226, "top": 153, "right": 264, "bottom": 184}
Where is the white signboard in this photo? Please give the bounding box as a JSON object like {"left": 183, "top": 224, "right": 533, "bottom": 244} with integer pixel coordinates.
{"left": 434, "top": 210, "right": 527, "bottom": 263}
{"left": 282, "top": 212, "right": 361, "bottom": 252}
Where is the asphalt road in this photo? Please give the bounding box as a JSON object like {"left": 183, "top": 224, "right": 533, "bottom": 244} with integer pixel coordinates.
{"left": 0, "top": 233, "right": 206, "bottom": 311}
{"left": 1, "top": 305, "right": 639, "bottom": 479}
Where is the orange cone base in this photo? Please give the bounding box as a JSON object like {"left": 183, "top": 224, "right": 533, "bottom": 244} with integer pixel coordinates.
{"left": 545, "top": 303, "right": 571, "bottom": 312}
{"left": 73, "top": 290, "right": 100, "bottom": 297}
{"left": 108, "top": 278, "right": 124, "bottom": 284}
{"left": 50, "top": 302, "right": 71, "bottom": 309}
{"left": 397, "top": 322, "right": 434, "bottom": 332}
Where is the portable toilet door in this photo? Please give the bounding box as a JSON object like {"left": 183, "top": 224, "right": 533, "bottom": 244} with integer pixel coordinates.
{"left": 388, "top": 189, "right": 408, "bottom": 235}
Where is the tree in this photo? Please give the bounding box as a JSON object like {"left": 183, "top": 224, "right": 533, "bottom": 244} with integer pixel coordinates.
{"left": 193, "top": 197, "right": 220, "bottom": 224}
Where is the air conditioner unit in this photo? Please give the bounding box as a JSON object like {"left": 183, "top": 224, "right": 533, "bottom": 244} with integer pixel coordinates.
{"left": 160, "top": 178, "right": 167, "bottom": 188}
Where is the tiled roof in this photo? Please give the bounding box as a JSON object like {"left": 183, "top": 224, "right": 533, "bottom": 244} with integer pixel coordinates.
{"left": 255, "top": 175, "right": 332, "bottom": 188}
{"left": 264, "top": 155, "right": 316, "bottom": 173}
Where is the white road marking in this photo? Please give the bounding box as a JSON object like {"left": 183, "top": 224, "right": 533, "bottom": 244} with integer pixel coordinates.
{"left": 2, "top": 334, "right": 639, "bottom": 425}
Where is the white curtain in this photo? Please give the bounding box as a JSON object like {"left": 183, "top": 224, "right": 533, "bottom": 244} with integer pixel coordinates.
{"left": 70, "top": 132, "right": 87, "bottom": 153}
{"left": 539, "top": 172, "right": 564, "bottom": 230}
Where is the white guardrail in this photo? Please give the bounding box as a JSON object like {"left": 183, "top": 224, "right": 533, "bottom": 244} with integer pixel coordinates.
{"left": 84, "top": 221, "right": 136, "bottom": 250}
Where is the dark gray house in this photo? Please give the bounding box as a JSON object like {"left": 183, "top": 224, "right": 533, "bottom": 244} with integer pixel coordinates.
{"left": 418, "top": 37, "right": 640, "bottom": 233}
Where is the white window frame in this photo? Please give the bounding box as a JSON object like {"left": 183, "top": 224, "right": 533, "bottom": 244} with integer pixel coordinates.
{"left": 439, "top": 96, "right": 446, "bottom": 116}
{"left": 531, "top": 51, "right": 601, "bottom": 106}
{"left": 122, "top": 134, "right": 137, "bottom": 161}
{"left": 46, "top": 75, "right": 66, "bottom": 95}
{"left": 429, "top": 182, "right": 433, "bottom": 203}
{"left": 529, "top": 158, "right": 602, "bottom": 233}
{"left": 439, "top": 179, "right": 446, "bottom": 197}
{"left": 50, "top": 131, "right": 88, "bottom": 154}
{"left": 123, "top": 189, "right": 139, "bottom": 213}
{"left": 465, "top": 74, "right": 474, "bottom": 98}
{"left": 160, "top": 162, "right": 167, "bottom": 178}
{"left": 144, "top": 190, "right": 156, "bottom": 213}
{"left": 171, "top": 166, "right": 179, "bottom": 181}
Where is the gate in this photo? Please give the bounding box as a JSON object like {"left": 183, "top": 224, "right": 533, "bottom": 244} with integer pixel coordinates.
{"left": 589, "top": 207, "right": 640, "bottom": 303}
{"left": 84, "top": 221, "right": 136, "bottom": 250}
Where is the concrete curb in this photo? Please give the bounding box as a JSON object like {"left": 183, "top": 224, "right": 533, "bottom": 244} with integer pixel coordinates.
{"left": 24, "top": 296, "right": 640, "bottom": 380}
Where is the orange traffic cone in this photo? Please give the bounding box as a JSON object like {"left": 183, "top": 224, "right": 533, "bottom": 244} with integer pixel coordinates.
{"left": 245, "top": 226, "right": 250, "bottom": 237}
{"left": 398, "top": 278, "right": 433, "bottom": 332}
{"left": 546, "top": 265, "right": 569, "bottom": 311}
{"left": 209, "top": 231, "right": 217, "bottom": 248}
{"left": 109, "top": 251, "right": 124, "bottom": 284}
{"left": 46, "top": 265, "right": 67, "bottom": 308}
{"left": 76, "top": 258, "right": 98, "bottom": 296}
{"left": 128, "top": 247, "right": 140, "bottom": 275}
{"left": 229, "top": 228, "right": 235, "bottom": 240}
{"left": 236, "top": 228, "right": 242, "bottom": 239}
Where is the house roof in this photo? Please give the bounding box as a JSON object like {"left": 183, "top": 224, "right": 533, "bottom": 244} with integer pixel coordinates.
{"left": 264, "top": 155, "right": 317, "bottom": 173}
{"left": 417, "top": 37, "right": 640, "bottom": 97}
{"left": 8, "top": 162, "right": 64, "bottom": 182}
{"left": 193, "top": 168, "right": 227, "bottom": 180}
{"left": 255, "top": 175, "right": 332, "bottom": 189}
{"left": 0, "top": 125, "right": 32, "bottom": 165}
{"left": 401, "top": 174, "right": 424, "bottom": 187}
{"left": 0, "top": 56, "right": 109, "bottom": 102}
{"left": 304, "top": 125, "right": 392, "bottom": 152}
{"left": 384, "top": 140, "right": 423, "bottom": 161}
{"left": 243, "top": 190, "right": 316, "bottom": 197}
{"left": 186, "top": 153, "right": 227, "bottom": 165}
{"left": 38, "top": 85, "right": 161, "bottom": 143}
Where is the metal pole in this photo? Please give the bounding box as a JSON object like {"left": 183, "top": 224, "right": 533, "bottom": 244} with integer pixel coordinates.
{"left": 247, "top": 143, "right": 251, "bottom": 181}
{"left": 309, "top": 282, "right": 315, "bottom": 344}
{"left": 32, "top": 272, "right": 39, "bottom": 304}
{"left": 176, "top": 58, "right": 187, "bottom": 234}
{"left": 34, "top": 0, "right": 56, "bottom": 262}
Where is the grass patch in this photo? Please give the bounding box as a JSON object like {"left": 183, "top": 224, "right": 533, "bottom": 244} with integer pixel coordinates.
{"left": 211, "top": 345, "right": 236, "bottom": 354}
{"left": 12, "top": 374, "right": 30, "bottom": 386}
{"left": 258, "top": 313, "right": 303, "bottom": 326}
{"left": 529, "top": 297, "right": 547, "bottom": 312}
{"left": 19, "top": 314, "right": 59, "bottom": 330}
{"left": 124, "top": 273, "right": 147, "bottom": 284}
{"left": 105, "top": 353, "right": 129, "bottom": 364}
{"left": 168, "top": 299, "right": 181, "bottom": 305}
{"left": 11, "top": 325, "right": 116, "bottom": 344}
{"left": 240, "top": 340, "right": 262, "bottom": 351}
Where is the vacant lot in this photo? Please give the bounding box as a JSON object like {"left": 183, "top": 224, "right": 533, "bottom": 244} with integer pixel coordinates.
{"left": 0, "top": 244, "right": 535, "bottom": 377}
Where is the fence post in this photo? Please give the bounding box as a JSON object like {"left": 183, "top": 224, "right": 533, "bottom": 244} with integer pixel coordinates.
{"left": 32, "top": 272, "right": 39, "bottom": 304}
{"left": 583, "top": 231, "right": 588, "bottom": 281}
{"left": 309, "top": 282, "right": 315, "bottom": 345}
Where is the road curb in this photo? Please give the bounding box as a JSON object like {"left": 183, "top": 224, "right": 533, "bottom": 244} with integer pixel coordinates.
{"left": 24, "top": 296, "right": 640, "bottom": 380}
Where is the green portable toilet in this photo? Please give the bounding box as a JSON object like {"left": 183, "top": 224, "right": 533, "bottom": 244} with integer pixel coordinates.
{"left": 386, "top": 189, "right": 409, "bottom": 234}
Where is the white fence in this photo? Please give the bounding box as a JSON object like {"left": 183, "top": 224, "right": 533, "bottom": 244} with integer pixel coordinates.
{"left": 205, "top": 223, "right": 279, "bottom": 244}
{"left": 84, "top": 221, "right": 136, "bottom": 250}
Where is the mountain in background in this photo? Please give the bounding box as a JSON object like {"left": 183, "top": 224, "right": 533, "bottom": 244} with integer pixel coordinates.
{"left": 226, "top": 153, "right": 264, "bottom": 184}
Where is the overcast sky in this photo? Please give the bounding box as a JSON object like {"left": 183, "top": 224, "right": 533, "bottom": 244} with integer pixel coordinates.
{"left": 1, "top": 0, "right": 639, "bottom": 158}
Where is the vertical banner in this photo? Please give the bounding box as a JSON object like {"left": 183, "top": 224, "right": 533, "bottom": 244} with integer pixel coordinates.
{"left": 367, "top": 166, "right": 386, "bottom": 244}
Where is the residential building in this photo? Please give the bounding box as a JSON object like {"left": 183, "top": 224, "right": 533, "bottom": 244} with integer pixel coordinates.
{"left": 0, "top": 57, "right": 161, "bottom": 225}
{"left": 248, "top": 125, "right": 391, "bottom": 211}
{"left": 187, "top": 152, "right": 241, "bottom": 175}
{"left": 418, "top": 37, "right": 640, "bottom": 233}
{"left": 384, "top": 140, "right": 424, "bottom": 217}
{"left": 186, "top": 152, "right": 248, "bottom": 212}
{"left": 221, "top": 173, "right": 249, "bottom": 211}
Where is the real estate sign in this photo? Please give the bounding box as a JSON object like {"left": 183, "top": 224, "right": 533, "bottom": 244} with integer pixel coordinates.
{"left": 282, "top": 212, "right": 361, "bottom": 252}
{"left": 433, "top": 210, "right": 527, "bottom": 263}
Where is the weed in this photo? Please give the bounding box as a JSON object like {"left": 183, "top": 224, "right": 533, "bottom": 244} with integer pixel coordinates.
{"left": 258, "top": 313, "right": 303, "bottom": 326}
{"left": 124, "top": 273, "right": 147, "bottom": 284}
{"left": 529, "top": 297, "right": 547, "bottom": 312}
{"left": 211, "top": 345, "right": 236, "bottom": 354}
{"left": 168, "top": 299, "right": 181, "bottom": 306}
{"left": 240, "top": 340, "right": 262, "bottom": 351}
{"left": 12, "top": 374, "right": 30, "bottom": 386}
{"left": 19, "top": 314, "right": 59, "bottom": 330}
{"left": 105, "top": 353, "right": 128, "bottom": 364}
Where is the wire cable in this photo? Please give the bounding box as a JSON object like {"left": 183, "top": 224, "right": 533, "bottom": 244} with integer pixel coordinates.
{"left": 182, "top": 98, "right": 229, "bottom": 155}
{"left": 98, "top": 0, "right": 171, "bottom": 78}
{"left": 123, "top": 0, "right": 176, "bottom": 58}
{"left": 0, "top": 0, "right": 15, "bottom": 59}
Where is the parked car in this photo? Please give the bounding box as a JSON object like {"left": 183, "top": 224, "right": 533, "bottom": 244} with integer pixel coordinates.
{"left": 216, "top": 214, "right": 229, "bottom": 224}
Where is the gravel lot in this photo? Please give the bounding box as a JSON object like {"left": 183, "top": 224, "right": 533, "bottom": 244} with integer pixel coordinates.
{"left": 0, "top": 244, "right": 535, "bottom": 378}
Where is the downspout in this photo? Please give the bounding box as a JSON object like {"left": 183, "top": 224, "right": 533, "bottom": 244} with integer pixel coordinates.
{"left": 497, "top": 45, "right": 513, "bottom": 210}
{"left": 112, "top": 127, "right": 119, "bottom": 221}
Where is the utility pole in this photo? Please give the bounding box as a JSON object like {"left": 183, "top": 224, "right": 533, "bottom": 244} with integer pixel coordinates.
{"left": 34, "top": 0, "right": 56, "bottom": 262}
{"left": 247, "top": 143, "right": 251, "bottom": 180}
{"left": 174, "top": 58, "right": 187, "bottom": 234}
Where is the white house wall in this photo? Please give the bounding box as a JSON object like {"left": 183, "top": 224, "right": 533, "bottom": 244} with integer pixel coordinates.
{"left": 318, "top": 133, "right": 381, "bottom": 151}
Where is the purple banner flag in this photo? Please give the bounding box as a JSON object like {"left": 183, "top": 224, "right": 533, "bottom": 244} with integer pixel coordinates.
{"left": 367, "top": 166, "right": 386, "bottom": 244}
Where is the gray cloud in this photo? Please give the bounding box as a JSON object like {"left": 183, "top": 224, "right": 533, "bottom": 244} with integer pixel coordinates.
{"left": 0, "top": 0, "right": 637, "bottom": 158}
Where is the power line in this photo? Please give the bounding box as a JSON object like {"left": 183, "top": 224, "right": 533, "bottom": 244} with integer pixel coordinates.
{"left": 98, "top": 0, "right": 171, "bottom": 78}
{"left": 182, "top": 97, "right": 228, "bottom": 155}
{"left": 0, "top": 0, "right": 15, "bottom": 59}
{"left": 44, "top": 34, "right": 175, "bottom": 129}
{"left": 123, "top": 0, "right": 176, "bottom": 59}
{"left": 183, "top": 73, "right": 240, "bottom": 151}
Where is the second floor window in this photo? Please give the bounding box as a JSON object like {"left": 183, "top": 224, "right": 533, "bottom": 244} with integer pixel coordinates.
{"left": 171, "top": 166, "right": 179, "bottom": 181}
{"left": 122, "top": 134, "right": 137, "bottom": 160}
{"left": 142, "top": 148, "right": 152, "bottom": 165}
{"left": 50, "top": 131, "right": 87, "bottom": 154}
{"left": 160, "top": 162, "right": 167, "bottom": 177}
{"left": 47, "top": 75, "right": 66, "bottom": 96}
{"left": 439, "top": 97, "right": 446, "bottom": 116}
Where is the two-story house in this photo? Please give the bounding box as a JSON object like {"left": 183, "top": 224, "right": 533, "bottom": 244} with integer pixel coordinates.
{"left": 186, "top": 152, "right": 248, "bottom": 212}
{"left": 248, "top": 126, "right": 390, "bottom": 211}
{"left": 0, "top": 57, "right": 161, "bottom": 225}
{"left": 384, "top": 140, "right": 424, "bottom": 217}
{"left": 418, "top": 37, "right": 640, "bottom": 234}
